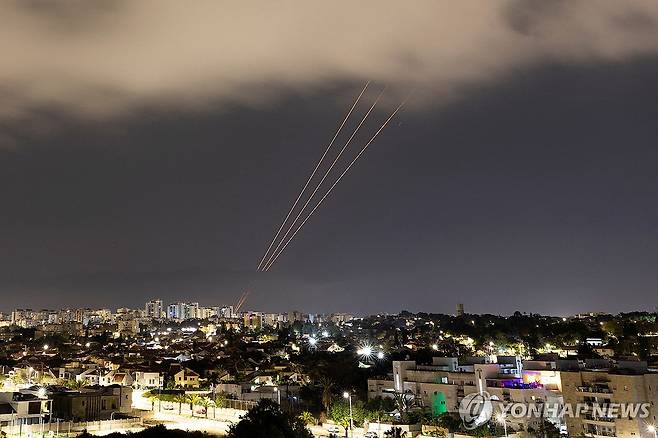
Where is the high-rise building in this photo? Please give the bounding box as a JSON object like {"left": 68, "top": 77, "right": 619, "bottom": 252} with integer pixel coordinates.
{"left": 145, "top": 300, "right": 164, "bottom": 319}
{"left": 219, "top": 306, "right": 234, "bottom": 318}
{"left": 243, "top": 312, "right": 263, "bottom": 330}
{"left": 456, "top": 303, "right": 464, "bottom": 316}
{"left": 167, "top": 302, "right": 199, "bottom": 321}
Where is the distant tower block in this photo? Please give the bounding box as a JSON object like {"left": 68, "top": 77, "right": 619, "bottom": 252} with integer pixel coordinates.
{"left": 456, "top": 303, "right": 464, "bottom": 317}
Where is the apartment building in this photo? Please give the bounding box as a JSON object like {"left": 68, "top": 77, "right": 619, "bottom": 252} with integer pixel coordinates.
{"left": 561, "top": 361, "right": 658, "bottom": 438}
{"left": 368, "top": 356, "right": 564, "bottom": 432}
{"left": 144, "top": 300, "right": 164, "bottom": 319}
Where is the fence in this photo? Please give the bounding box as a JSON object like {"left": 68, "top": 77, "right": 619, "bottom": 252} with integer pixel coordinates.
{"left": 0, "top": 418, "right": 142, "bottom": 437}
{"left": 223, "top": 398, "right": 257, "bottom": 411}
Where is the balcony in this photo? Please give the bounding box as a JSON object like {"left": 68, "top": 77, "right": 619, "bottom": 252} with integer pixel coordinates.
{"left": 578, "top": 386, "right": 612, "bottom": 395}
{"left": 584, "top": 431, "right": 616, "bottom": 438}
{"left": 583, "top": 415, "right": 615, "bottom": 424}
{"left": 584, "top": 425, "right": 616, "bottom": 438}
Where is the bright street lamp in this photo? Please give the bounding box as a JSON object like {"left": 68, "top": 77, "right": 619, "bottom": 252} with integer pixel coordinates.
{"left": 647, "top": 424, "right": 657, "bottom": 438}
{"left": 343, "top": 392, "right": 353, "bottom": 437}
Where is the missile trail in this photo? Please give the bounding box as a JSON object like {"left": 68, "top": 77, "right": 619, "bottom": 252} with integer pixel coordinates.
{"left": 256, "top": 82, "right": 370, "bottom": 271}
{"left": 263, "top": 97, "right": 409, "bottom": 271}
{"left": 261, "top": 87, "right": 386, "bottom": 270}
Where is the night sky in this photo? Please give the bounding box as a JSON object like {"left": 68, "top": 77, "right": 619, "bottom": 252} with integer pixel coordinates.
{"left": 1, "top": 2, "right": 657, "bottom": 315}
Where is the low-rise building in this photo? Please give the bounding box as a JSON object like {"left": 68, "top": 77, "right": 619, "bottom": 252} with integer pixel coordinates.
{"left": 0, "top": 391, "right": 52, "bottom": 427}
{"left": 133, "top": 371, "right": 163, "bottom": 389}
{"left": 170, "top": 365, "right": 200, "bottom": 389}
{"left": 50, "top": 386, "right": 132, "bottom": 421}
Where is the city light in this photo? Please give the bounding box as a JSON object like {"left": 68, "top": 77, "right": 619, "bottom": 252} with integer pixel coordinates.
{"left": 343, "top": 391, "right": 350, "bottom": 399}
{"left": 322, "top": 330, "right": 329, "bottom": 338}
{"left": 432, "top": 344, "right": 438, "bottom": 350}
{"left": 356, "top": 344, "right": 373, "bottom": 359}
{"left": 377, "top": 351, "right": 385, "bottom": 360}
{"left": 308, "top": 337, "right": 317, "bottom": 346}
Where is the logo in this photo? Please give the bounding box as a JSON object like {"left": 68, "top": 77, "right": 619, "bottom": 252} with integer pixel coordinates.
{"left": 459, "top": 391, "right": 493, "bottom": 429}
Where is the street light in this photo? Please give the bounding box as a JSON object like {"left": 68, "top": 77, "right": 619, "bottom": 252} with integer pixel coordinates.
{"left": 273, "top": 386, "right": 281, "bottom": 404}
{"left": 496, "top": 413, "right": 508, "bottom": 438}
{"left": 647, "top": 424, "right": 657, "bottom": 438}
{"left": 343, "top": 392, "right": 353, "bottom": 437}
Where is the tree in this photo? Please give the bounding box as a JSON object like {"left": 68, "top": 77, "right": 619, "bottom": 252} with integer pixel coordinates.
{"left": 329, "top": 400, "right": 351, "bottom": 434}
{"left": 436, "top": 412, "right": 462, "bottom": 433}
{"left": 64, "top": 378, "right": 83, "bottom": 390}
{"left": 298, "top": 411, "right": 316, "bottom": 426}
{"left": 188, "top": 394, "right": 202, "bottom": 417}
{"left": 174, "top": 393, "right": 187, "bottom": 415}
{"left": 227, "top": 399, "right": 313, "bottom": 438}
{"left": 328, "top": 400, "right": 370, "bottom": 437}
{"left": 213, "top": 391, "right": 227, "bottom": 408}
{"left": 319, "top": 377, "right": 335, "bottom": 411}
{"left": 198, "top": 397, "right": 212, "bottom": 418}
{"left": 78, "top": 425, "right": 208, "bottom": 438}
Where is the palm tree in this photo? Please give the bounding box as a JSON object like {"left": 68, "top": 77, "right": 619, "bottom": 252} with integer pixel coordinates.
{"left": 298, "top": 411, "right": 316, "bottom": 426}
{"left": 319, "top": 377, "right": 334, "bottom": 411}
{"left": 198, "top": 396, "right": 212, "bottom": 418}
{"left": 189, "top": 394, "right": 203, "bottom": 417}
{"left": 173, "top": 393, "right": 187, "bottom": 415}
{"left": 147, "top": 393, "right": 158, "bottom": 411}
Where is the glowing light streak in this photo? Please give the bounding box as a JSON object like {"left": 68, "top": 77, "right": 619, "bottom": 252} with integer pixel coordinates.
{"left": 256, "top": 82, "right": 370, "bottom": 270}
{"left": 263, "top": 97, "right": 408, "bottom": 271}
{"left": 262, "top": 87, "right": 385, "bottom": 270}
